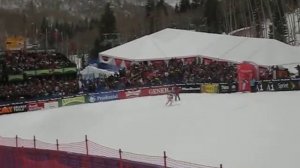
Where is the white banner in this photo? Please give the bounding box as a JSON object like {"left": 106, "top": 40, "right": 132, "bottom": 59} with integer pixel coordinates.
{"left": 44, "top": 101, "right": 59, "bottom": 109}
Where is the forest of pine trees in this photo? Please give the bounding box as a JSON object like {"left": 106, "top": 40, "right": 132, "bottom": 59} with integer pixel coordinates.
{"left": 174, "top": 0, "right": 297, "bottom": 43}
{"left": 2, "top": 0, "right": 300, "bottom": 59}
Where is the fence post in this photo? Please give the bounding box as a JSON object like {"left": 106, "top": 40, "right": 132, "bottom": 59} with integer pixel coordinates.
{"left": 163, "top": 151, "right": 167, "bottom": 168}
{"left": 220, "top": 164, "right": 223, "bottom": 168}
{"left": 16, "top": 135, "right": 18, "bottom": 148}
{"left": 56, "top": 139, "right": 59, "bottom": 151}
{"left": 33, "top": 136, "right": 36, "bottom": 149}
{"left": 119, "top": 149, "right": 123, "bottom": 168}
{"left": 85, "top": 135, "right": 89, "bottom": 156}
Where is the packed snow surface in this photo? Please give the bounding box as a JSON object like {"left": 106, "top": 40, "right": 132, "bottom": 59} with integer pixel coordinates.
{"left": 0, "top": 92, "right": 300, "bottom": 168}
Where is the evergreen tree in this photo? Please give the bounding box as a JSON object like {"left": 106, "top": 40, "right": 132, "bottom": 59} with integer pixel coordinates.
{"left": 155, "top": 0, "right": 168, "bottom": 31}
{"left": 40, "top": 17, "right": 49, "bottom": 49}
{"left": 269, "top": 0, "right": 288, "bottom": 43}
{"left": 146, "top": 0, "right": 155, "bottom": 17}
{"left": 90, "top": 38, "right": 101, "bottom": 58}
{"left": 174, "top": 3, "right": 180, "bottom": 13}
{"left": 204, "top": 0, "right": 220, "bottom": 33}
{"left": 191, "top": 0, "right": 201, "bottom": 9}
{"left": 268, "top": 24, "right": 274, "bottom": 39}
{"left": 40, "top": 17, "right": 48, "bottom": 34}
{"left": 26, "top": 0, "right": 36, "bottom": 15}
{"left": 179, "top": 0, "right": 191, "bottom": 13}
{"left": 145, "top": 0, "right": 156, "bottom": 33}
{"left": 99, "top": 3, "right": 116, "bottom": 34}
{"left": 156, "top": 0, "right": 168, "bottom": 16}
{"left": 90, "top": 3, "right": 117, "bottom": 59}
{"left": 252, "top": 0, "right": 262, "bottom": 38}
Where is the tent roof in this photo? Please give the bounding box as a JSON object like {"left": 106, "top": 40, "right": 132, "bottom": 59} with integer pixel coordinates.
{"left": 100, "top": 28, "right": 300, "bottom": 66}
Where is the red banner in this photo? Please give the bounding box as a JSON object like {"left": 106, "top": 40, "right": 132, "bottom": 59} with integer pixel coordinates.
{"left": 144, "top": 87, "right": 170, "bottom": 96}
{"left": 203, "top": 58, "right": 212, "bottom": 65}
{"left": 184, "top": 57, "right": 196, "bottom": 64}
{"left": 118, "top": 89, "right": 142, "bottom": 99}
{"left": 217, "top": 61, "right": 228, "bottom": 65}
{"left": 27, "top": 102, "right": 45, "bottom": 111}
{"left": 118, "top": 86, "right": 172, "bottom": 100}
{"left": 151, "top": 60, "right": 164, "bottom": 66}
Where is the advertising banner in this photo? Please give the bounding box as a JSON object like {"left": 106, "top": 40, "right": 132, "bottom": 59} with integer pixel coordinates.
{"left": 24, "top": 70, "right": 36, "bottom": 76}
{"left": 88, "top": 92, "right": 118, "bottom": 103}
{"left": 201, "top": 84, "right": 219, "bottom": 93}
{"left": 289, "top": 79, "right": 300, "bottom": 90}
{"left": 231, "top": 83, "right": 238, "bottom": 92}
{"left": 27, "top": 102, "right": 45, "bottom": 111}
{"left": 44, "top": 101, "right": 59, "bottom": 109}
{"left": 12, "top": 104, "right": 27, "bottom": 113}
{"left": 63, "top": 67, "right": 77, "bottom": 74}
{"left": 219, "top": 83, "right": 238, "bottom": 93}
{"left": 52, "top": 68, "right": 64, "bottom": 74}
{"left": 61, "top": 96, "right": 86, "bottom": 106}
{"left": 256, "top": 79, "right": 300, "bottom": 92}
{"left": 273, "top": 80, "right": 291, "bottom": 91}
{"left": 146, "top": 87, "right": 170, "bottom": 96}
{"left": 118, "top": 89, "right": 142, "bottom": 99}
{"left": 8, "top": 74, "right": 24, "bottom": 81}
{"left": 219, "top": 83, "right": 230, "bottom": 93}
{"left": 0, "top": 105, "right": 13, "bottom": 114}
{"left": 256, "top": 80, "right": 275, "bottom": 92}
{"left": 0, "top": 103, "right": 27, "bottom": 114}
{"left": 180, "top": 84, "right": 200, "bottom": 93}
{"left": 36, "top": 69, "right": 50, "bottom": 75}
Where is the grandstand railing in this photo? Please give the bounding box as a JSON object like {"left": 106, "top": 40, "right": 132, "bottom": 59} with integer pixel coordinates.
{"left": 0, "top": 135, "right": 222, "bottom": 168}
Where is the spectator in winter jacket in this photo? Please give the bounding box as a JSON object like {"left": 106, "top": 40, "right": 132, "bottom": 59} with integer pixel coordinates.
{"left": 250, "top": 78, "right": 256, "bottom": 93}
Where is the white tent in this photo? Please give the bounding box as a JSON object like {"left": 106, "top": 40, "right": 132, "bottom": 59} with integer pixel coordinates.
{"left": 100, "top": 28, "right": 300, "bottom": 67}
{"left": 80, "top": 65, "right": 115, "bottom": 80}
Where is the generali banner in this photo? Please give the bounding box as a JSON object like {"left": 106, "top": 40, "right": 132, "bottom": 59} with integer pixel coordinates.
{"left": 146, "top": 87, "right": 170, "bottom": 96}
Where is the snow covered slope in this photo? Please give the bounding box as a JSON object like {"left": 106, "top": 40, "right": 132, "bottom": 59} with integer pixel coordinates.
{"left": 0, "top": 92, "right": 299, "bottom": 168}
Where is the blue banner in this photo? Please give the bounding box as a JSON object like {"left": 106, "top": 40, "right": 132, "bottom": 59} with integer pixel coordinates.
{"left": 88, "top": 92, "right": 118, "bottom": 103}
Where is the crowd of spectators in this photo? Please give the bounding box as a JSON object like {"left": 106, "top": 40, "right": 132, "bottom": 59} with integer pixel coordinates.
{"left": 5, "top": 51, "right": 75, "bottom": 74}
{"left": 80, "top": 58, "right": 237, "bottom": 92}
{"left": 0, "top": 76, "right": 79, "bottom": 102}
{"left": 0, "top": 51, "right": 78, "bottom": 102}
{"left": 4, "top": 49, "right": 298, "bottom": 103}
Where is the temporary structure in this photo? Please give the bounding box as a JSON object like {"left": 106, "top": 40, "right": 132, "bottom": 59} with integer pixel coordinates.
{"left": 100, "top": 28, "right": 300, "bottom": 69}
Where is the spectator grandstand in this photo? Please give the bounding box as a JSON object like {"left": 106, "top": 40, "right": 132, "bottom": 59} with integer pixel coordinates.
{"left": 5, "top": 51, "right": 75, "bottom": 74}
{"left": 0, "top": 50, "right": 78, "bottom": 102}
{"left": 79, "top": 58, "right": 238, "bottom": 93}
{"left": 0, "top": 49, "right": 295, "bottom": 103}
